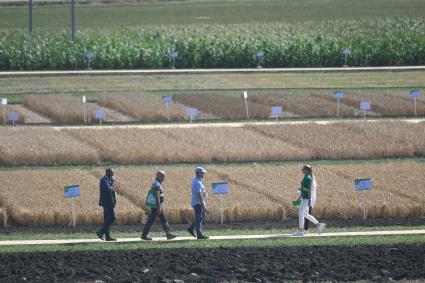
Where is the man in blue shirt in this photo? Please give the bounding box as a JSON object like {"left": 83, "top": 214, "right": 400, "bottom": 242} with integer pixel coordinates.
{"left": 96, "top": 168, "right": 117, "bottom": 241}
{"left": 141, "top": 170, "right": 177, "bottom": 241}
{"left": 187, "top": 167, "right": 209, "bottom": 240}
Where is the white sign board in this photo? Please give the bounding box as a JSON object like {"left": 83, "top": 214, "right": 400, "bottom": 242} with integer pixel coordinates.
{"left": 212, "top": 182, "right": 229, "bottom": 195}
{"left": 410, "top": 90, "right": 421, "bottom": 97}
{"left": 334, "top": 92, "right": 344, "bottom": 99}
{"left": 243, "top": 91, "right": 248, "bottom": 99}
{"left": 162, "top": 95, "right": 172, "bottom": 103}
{"left": 82, "top": 96, "right": 87, "bottom": 104}
{"left": 360, "top": 101, "right": 371, "bottom": 111}
{"left": 355, "top": 179, "right": 372, "bottom": 191}
{"left": 64, "top": 185, "right": 80, "bottom": 198}
{"left": 95, "top": 111, "right": 106, "bottom": 119}
{"left": 8, "top": 112, "right": 19, "bottom": 121}
{"left": 186, "top": 107, "right": 198, "bottom": 118}
{"left": 1, "top": 98, "right": 7, "bottom": 105}
{"left": 271, "top": 106, "right": 283, "bottom": 118}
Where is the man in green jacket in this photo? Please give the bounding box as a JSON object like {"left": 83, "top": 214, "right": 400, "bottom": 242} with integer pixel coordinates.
{"left": 141, "top": 170, "right": 177, "bottom": 241}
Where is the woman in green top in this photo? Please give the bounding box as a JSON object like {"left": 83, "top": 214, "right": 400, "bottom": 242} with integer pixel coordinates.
{"left": 293, "top": 165, "right": 326, "bottom": 236}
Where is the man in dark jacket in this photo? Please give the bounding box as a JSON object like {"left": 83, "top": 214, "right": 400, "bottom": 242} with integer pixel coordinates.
{"left": 96, "top": 168, "right": 117, "bottom": 241}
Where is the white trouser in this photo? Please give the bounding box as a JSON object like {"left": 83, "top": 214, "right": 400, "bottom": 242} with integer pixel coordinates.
{"left": 299, "top": 199, "right": 319, "bottom": 229}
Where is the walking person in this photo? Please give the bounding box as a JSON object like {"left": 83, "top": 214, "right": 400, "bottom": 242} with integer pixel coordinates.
{"left": 96, "top": 168, "right": 117, "bottom": 241}
{"left": 141, "top": 170, "right": 177, "bottom": 241}
{"left": 293, "top": 165, "right": 326, "bottom": 236}
{"left": 187, "top": 167, "right": 209, "bottom": 240}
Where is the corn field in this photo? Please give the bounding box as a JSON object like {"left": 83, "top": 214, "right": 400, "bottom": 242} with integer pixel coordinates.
{"left": 1, "top": 19, "right": 425, "bottom": 70}
{"left": 0, "top": 161, "right": 423, "bottom": 226}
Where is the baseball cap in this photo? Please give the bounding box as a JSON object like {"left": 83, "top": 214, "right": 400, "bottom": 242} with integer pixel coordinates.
{"left": 195, "top": 167, "right": 207, "bottom": 173}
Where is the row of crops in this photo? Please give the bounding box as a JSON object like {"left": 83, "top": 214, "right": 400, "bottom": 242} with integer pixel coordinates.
{"left": 1, "top": 18, "right": 425, "bottom": 70}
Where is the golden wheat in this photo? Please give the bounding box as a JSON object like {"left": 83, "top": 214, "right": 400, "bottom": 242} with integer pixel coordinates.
{"left": 0, "top": 169, "right": 144, "bottom": 226}
{"left": 0, "top": 161, "right": 423, "bottom": 225}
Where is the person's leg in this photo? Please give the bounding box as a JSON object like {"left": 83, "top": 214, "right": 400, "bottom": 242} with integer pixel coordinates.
{"left": 158, "top": 211, "right": 172, "bottom": 235}
{"left": 304, "top": 206, "right": 312, "bottom": 231}
{"left": 304, "top": 206, "right": 319, "bottom": 226}
{"left": 194, "top": 205, "right": 203, "bottom": 237}
{"left": 97, "top": 207, "right": 108, "bottom": 237}
{"left": 298, "top": 199, "right": 310, "bottom": 230}
{"left": 142, "top": 208, "right": 158, "bottom": 237}
{"left": 105, "top": 208, "right": 116, "bottom": 239}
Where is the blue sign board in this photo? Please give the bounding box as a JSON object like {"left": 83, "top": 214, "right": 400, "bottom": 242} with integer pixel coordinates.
{"left": 64, "top": 185, "right": 80, "bottom": 198}
{"left": 256, "top": 51, "right": 264, "bottom": 57}
{"left": 354, "top": 179, "right": 372, "bottom": 190}
{"left": 162, "top": 95, "right": 173, "bottom": 103}
{"left": 410, "top": 90, "right": 421, "bottom": 97}
{"left": 334, "top": 92, "right": 345, "bottom": 99}
{"left": 343, "top": 48, "right": 351, "bottom": 55}
{"left": 212, "top": 182, "right": 229, "bottom": 195}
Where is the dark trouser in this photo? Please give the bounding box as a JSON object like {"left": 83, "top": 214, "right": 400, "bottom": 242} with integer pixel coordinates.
{"left": 188, "top": 204, "right": 204, "bottom": 237}
{"left": 98, "top": 206, "right": 115, "bottom": 238}
{"left": 142, "top": 207, "right": 171, "bottom": 237}
{"left": 304, "top": 206, "right": 312, "bottom": 230}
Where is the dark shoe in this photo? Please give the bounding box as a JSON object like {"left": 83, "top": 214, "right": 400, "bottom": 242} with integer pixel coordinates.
{"left": 197, "top": 235, "right": 209, "bottom": 240}
{"left": 187, "top": 228, "right": 196, "bottom": 238}
{"left": 141, "top": 235, "right": 152, "bottom": 241}
{"left": 105, "top": 237, "right": 117, "bottom": 241}
{"left": 96, "top": 231, "right": 104, "bottom": 241}
{"left": 166, "top": 233, "right": 177, "bottom": 240}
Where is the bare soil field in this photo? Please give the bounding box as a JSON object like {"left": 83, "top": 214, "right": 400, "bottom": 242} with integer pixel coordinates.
{"left": 0, "top": 244, "right": 424, "bottom": 282}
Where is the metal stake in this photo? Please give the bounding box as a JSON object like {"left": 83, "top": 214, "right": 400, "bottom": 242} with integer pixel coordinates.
{"left": 244, "top": 98, "right": 249, "bottom": 120}
{"left": 71, "top": 0, "right": 75, "bottom": 42}
{"left": 220, "top": 194, "right": 224, "bottom": 224}
{"left": 29, "top": 0, "right": 33, "bottom": 33}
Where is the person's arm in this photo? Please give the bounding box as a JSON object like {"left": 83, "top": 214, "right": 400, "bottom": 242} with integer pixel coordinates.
{"left": 155, "top": 190, "right": 162, "bottom": 214}
{"left": 101, "top": 177, "right": 115, "bottom": 207}
{"left": 197, "top": 192, "right": 209, "bottom": 213}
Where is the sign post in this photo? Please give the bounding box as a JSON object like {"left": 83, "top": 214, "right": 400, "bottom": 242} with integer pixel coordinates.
{"left": 354, "top": 178, "right": 372, "bottom": 220}
{"left": 82, "top": 95, "right": 87, "bottom": 123}
{"left": 95, "top": 111, "right": 106, "bottom": 126}
{"left": 212, "top": 182, "right": 229, "bottom": 224}
{"left": 410, "top": 90, "right": 421, "bottom": 117}
{"left": 334, "top": 92, "right": 344, "bottom": 117}
{"left": 186, "top": 107, "right": 198, "bottom": 123}
{"left": 256, "top": 51, "right": 264, "bottom": 68}
{"left": 162, "top": 95, "right": 173, "bottom": 121}
{"left": 271, "top": 106, "right": 283, "bottom": 122}
{"left": 343, "top": 48, "right": 350, "bottom": 67}
{"left": 1, "top": 98, "right": 7, "bottom": 126}
{"left": 360, "top": 101, "right": 371, "bottom": 120}
{"left": 64, "top": 185, "right": 80, "bottom": 227}
{"left": 8, "top": 112, "right": 19, "bottom": 127}
{"left": 243, "top": 91, "right": 249, "bottom": 120}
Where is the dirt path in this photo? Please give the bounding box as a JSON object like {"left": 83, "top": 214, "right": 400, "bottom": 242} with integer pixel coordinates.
{"left": 1, "top": 229, "right": 424, "bottom": 246}
{"left": 45, "top": 117, "right": 425, "bottom": 130}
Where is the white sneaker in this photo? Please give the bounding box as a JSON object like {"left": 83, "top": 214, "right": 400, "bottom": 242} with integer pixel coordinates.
{"left": 292, "top": 230, "right": 305, "bottom": 237}
{"left": 317, "top": 223, "right": 326, "bottom": 235}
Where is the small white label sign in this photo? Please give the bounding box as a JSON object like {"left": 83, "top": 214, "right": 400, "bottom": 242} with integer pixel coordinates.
{"left": 82, "top": 96, "right": 87, "bottom": 104}
{"left": 243, "top": 91, "right": 248, "bottom": 99}
{"left": 1, "top": 98, "right": 7, "bottom": 105}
